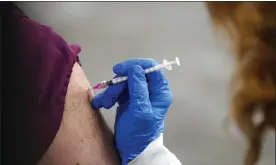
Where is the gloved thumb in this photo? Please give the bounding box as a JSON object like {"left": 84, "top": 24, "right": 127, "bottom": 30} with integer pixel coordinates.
{"left": 91, "top": 78, "right": 127, "bottom": 109}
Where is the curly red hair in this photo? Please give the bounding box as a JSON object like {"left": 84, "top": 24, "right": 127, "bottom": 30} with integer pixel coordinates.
{"left": 206, "top": 2, "right": 276, "bottom": 165}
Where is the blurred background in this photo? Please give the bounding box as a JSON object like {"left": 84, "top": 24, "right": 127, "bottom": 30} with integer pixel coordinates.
{"left": 17, "top": 2, "right": 275, "bottom": 165}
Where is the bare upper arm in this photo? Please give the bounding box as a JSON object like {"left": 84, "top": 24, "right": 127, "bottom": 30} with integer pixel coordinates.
{"left": 38, "top": 63, "right": 120, "bottom": 165}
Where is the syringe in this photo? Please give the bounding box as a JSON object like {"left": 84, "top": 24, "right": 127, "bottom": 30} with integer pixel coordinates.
{"left": 92, "top": 57, "right": 180, "bottom": 90}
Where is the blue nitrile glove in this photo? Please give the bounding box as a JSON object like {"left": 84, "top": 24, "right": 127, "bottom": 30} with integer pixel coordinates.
{"left": 91, "top": 59, "right": 173, "bottom": 165}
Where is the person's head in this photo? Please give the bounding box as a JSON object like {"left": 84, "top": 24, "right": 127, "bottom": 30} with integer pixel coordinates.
{"left": 206, "top": 2, "right": 276, "bottom": 165}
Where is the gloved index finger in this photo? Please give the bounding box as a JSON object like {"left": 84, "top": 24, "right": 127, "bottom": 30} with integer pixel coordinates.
{"left": 127, "top": 65, "right": 150, "bottom": 106}
{"left": 113, "top": 58, "right": 167, "bottom": 93}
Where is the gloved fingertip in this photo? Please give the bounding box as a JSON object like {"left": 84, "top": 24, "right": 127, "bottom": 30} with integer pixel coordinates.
{"left": 102, "top": 101, "right": 115, "bottom": 109}
{"left": 113, "top": 59, "right": 140, "bottom": 75}
{"left": 91, "top": 93, "right": 103, "bottom": 110}
{"left": 113, "top": 63, "right": 123, "bottom": 74}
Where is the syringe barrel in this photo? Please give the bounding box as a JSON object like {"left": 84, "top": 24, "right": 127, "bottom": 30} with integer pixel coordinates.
{"left": 144, "top": 64, "right": 164, "bottom": 73}
{"left": 110, "top": 64, "right": 165, "bottom": 85}
{"left": 95, "top": 57, "right": 179, "bottom": 88}
{"left": 111, "top": 76, "right": 128, "bottom": 84}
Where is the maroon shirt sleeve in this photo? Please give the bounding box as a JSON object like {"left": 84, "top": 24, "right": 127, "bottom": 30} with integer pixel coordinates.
{"left": 7, "top": 4, "right": 82, "bottom": 165}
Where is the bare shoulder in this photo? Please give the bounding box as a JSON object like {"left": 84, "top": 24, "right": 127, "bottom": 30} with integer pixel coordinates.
{"left": 38, "top": 62, "right": 120, "bottom": 165}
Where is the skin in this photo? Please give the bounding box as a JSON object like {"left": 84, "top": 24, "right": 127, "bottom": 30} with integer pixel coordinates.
{"left": 13, "top": 3, "right": 120, "bottom": 163}
{"left": 38, "top": 63, "right": 120, "bottom": 165}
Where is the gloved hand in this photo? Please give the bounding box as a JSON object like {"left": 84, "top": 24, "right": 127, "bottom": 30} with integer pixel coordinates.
{"left": 91, "top": 59, "right": 173, "bottom": 165}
